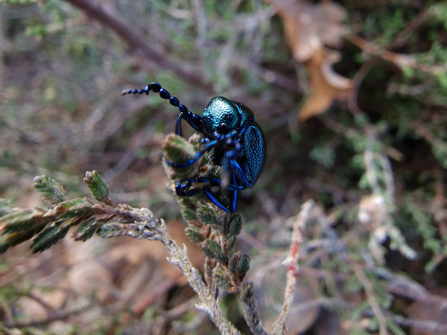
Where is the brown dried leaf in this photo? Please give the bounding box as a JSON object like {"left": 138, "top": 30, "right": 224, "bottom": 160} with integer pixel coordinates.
{"left": 299, "top": 48, "right": 352, "bottom": 121}
{"left": 267, "top": 0, "right": 346, "bottom": 62}
{"left": 266, "top": 0, "right": 353, "bottom": 121}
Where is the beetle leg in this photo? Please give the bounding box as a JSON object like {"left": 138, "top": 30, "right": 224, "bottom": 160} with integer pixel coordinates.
{"left": 228, "top": 159, "right": 250, "bottom": 188}
{"left": 122, "top": 82, "right": 204, "bottom": 135}
{"left": 167, "top": 129, "right": 244, "bottom": 167}
{"left": 174, "top": 176, "right": 242, "bottom": 212}
{"left": 175, "top": 178, "right": 234, "bottom": 212}
{"left": 225, "top": 141, "right": 243, "bottom": 160}
{"left": 203, "top": 175, "right": 239, "bottom": 212}
{"left": 166, "top": 139, "right": 219, "bottom": 168}
{"left": 202, "top": 189, "right": 231, "bottom": 212}
{"left": 175, "top": 179, "right": 201, "bottom": 197}
{"left": 175, "top": 114, "right": 183, "bottom": 136}
{"left": 228, "top": 174, "right": 238, "bottom": 212}
{"left": 180, "top": 112, "right": 204, "bottom": 134}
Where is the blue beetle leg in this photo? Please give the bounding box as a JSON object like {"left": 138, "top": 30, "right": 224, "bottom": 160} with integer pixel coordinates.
{"left": 175, "top": 179, "right": 201, "bottom": 197}
{"left": 177, "top": 187, "right": 201, "bottom": 197}
{"left": 175, "top": 176, "right": 241, "bottom": 212}
{"left": 226, "top": 149, "right": 243, "bottom": 159}
{"left": 238, "top": 120, "right": 251, "bottom": 136}
{"left": 203, "top": 188, "right": 231, "bottom": 212}
{"left": 166, "top": 139, "right": 219, "bottom": 168}
{"left": 175, "top": 113, "right": 183, "bottom": 136}
{"left": 181, "top": 112, "right": 204, "bottom": 133}
{"left": 175, "top": 178, "right": 233, "bottom": 212}
{"left": 225, "top": 140, "right": 243, "bottom": 162}
{"left": 174, "top": 112, "right": 204, "bottom": 136}
{"left": 202, "top": 175, "right": 238, "bottom": 212}
{"left": 229, "top": 174, "right": 238, "bottom": 212}
{"left": 175, "top": 179, "right": 192, "bottom": 196}
{"left": 228, "top": 159, "right": 250, "bottom": 187}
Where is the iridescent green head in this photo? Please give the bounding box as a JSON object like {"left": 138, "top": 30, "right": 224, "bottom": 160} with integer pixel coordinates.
{"left": 202, "top": 97, "right": 241, "bottom": 134}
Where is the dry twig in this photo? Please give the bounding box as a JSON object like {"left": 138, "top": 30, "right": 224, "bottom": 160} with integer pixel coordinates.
{"left": 1, "top": 302, "right": 95, "bottom": 329}
{"left": 63, "top": 0, "right": 206, "bottom": 88}
{"left": 352, "top": 263, "right": 388, "bottom": 335}
{"left": 106, "top": 211, "right": 241, "bottom": 335}
{"left": 272, "top": 200, "right": 315, "bottom": 334}
{"left": 347, "top": 58, "right": 378, "bottom": 116}
{"left": 346, "top": 33, "right": 445, "bottom": 75}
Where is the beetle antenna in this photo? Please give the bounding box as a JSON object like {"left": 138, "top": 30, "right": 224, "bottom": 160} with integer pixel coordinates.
{"left": 121, "top": 82, "right": 192, "bottom": 116}
{"left": 121, "top": 86, "right": 150, "bottom": 95}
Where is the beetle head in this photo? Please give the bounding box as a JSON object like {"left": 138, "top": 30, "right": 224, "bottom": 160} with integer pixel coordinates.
{"left": 202, "top": 97, "right": 241, "bottom": 135}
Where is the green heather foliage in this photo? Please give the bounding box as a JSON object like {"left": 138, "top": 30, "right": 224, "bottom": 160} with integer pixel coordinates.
{"left": 31, "top": 225, "right": 70, "bottom": 252}
{"left": 33, "top": 175, "right": 66, "bottom": 205}
{"left": 237, "top": 254, "right": 251, "bottom": 279}
{"left": 203, "top": 239, "right": 227, "bottom": 261}
{"left": 185, "top": 226, "right": 206, "bottom": 242}
{"left": 73, "top": 219, "right": 100, "bottom": 242}
{"left": 83, "top": 171, "right": 109, "bottom": 203}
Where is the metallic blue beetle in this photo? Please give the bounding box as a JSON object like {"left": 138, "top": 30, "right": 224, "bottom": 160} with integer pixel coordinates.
{"left": 122, "top": 82, "right": 266, "bottom": 212}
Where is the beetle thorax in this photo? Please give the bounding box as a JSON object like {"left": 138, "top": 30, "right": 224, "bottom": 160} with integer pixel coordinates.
{"left": 202, "top": 97, "right": 241, "bottom": 135}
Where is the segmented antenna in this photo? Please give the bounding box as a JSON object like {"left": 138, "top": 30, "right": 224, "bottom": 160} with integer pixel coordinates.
{"left": 121, "top": 82, "right": 190, "bottom": 114}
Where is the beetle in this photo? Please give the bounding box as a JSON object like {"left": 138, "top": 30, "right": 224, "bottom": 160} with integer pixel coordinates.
{"left": 121, "top": 82, "right": 266, "bottom": 212}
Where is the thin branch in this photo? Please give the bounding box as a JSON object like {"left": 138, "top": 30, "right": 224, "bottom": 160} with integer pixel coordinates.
{"left": 303, "top": 264, "right": 447, "bottom": 314}
{"left": 232, "top": 57, "right": 300, "bottom": 93}
{"left": 347, "top": 58, "right": 378, "bottom": 116}
{"left": 352, "top": 263, "right": 388, "bottom": 335}
{"left": 411, "top": 121, "right": 447, "bottom": 151}
{"left": 272, "top": 200, "right": 315, "bottom": 335}
{"left": 163, "top": 135, "right": 267, "bottom": 335}
{"left": 121, "top": 218, "right": 241, "bottom": 335}
{"left": 163, "top": 298, "right": 197, "bottom": 320}
{"left": 0, "top": 303, "right": 95, "bottom": 329}
{"left": 26, "top": 292, "right": 58, "bottom": 317}
{"left": 391, "top": 314, "right": 447, "bottom": 334}
{"left": 132, "top": 277, "right": 178, "bottom": 316}
{"left": 346, "top": 33, "right": 445, "bottom": 75}
{"left": 391, "top": 9, "right": 429, "bottom": 48}
{"left": 63, "top": 0, "right": 207, "bottom": 89}
{"left": 375, "top": 267, "right": 439, "bottom": 304}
